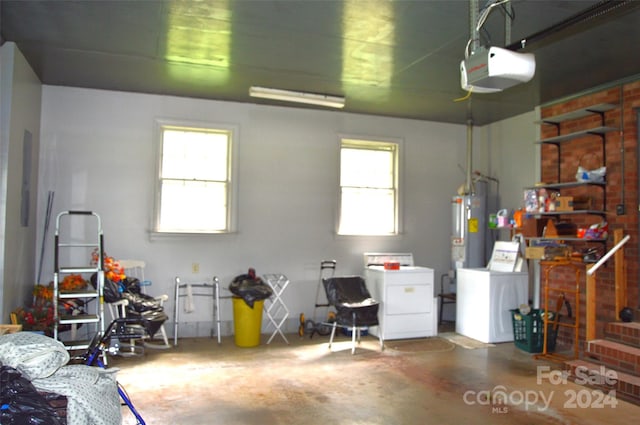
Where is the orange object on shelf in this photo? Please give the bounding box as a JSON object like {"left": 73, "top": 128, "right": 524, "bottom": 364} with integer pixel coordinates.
{"left": 513, "top": 209, "right": 524, "bottom": 228}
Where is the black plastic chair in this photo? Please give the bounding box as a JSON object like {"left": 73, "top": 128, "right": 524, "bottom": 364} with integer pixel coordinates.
{"left": 322, "top": 276, "right": 384, "bottom": 354}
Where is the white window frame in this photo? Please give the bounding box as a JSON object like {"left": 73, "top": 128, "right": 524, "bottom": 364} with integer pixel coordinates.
{"left": 337, "top": 136, "right": 401, "bottom": 236}
{"left": 152, "top": 119, "right": 239, "bottom": 235}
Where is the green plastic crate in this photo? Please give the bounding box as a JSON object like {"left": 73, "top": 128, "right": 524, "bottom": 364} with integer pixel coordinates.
{"left": 510, "top": 308, "right": 558, "bottom": 353}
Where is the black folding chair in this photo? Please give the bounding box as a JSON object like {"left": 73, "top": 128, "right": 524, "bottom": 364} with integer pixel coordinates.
{"left": 322, "top": 276, "right": 384, "bottom": 354}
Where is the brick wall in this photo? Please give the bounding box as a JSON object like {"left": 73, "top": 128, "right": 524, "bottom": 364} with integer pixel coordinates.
{"left": 539, "top": 81, "right": 640, "bottom": 348}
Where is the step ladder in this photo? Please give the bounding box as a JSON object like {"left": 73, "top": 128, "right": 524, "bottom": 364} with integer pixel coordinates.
{"left": 53, "top": 211, "right": 105, "bottom": 353}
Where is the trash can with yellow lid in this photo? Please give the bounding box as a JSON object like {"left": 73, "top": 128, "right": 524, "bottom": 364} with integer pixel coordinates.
{"left": 232, "top": 297, "right": 264, "bottom": 347}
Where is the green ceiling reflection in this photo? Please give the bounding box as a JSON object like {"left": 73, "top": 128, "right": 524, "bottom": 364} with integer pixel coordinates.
{"left": 342, "top": 0, "right": 394, "bottom": 98}
{"left": 165, "top": 0, "right": 231, "bottom": 85}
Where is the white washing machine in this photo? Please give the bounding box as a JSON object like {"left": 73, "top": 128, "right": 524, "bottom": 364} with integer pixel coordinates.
{"left": 455, "top": 268, "right": 528, "bottom": 343}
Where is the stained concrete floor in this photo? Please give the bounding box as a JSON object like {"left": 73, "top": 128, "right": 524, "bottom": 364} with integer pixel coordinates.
{"left": 109, "top": 327, "right": 640, "bottom": 425}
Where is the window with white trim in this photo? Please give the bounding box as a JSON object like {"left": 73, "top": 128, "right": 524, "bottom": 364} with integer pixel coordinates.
{"left": 155, "top": 122, "right": 236, "bottom": 234}
{"left": 338, "top": 138, "right": 399, "bottom": 235}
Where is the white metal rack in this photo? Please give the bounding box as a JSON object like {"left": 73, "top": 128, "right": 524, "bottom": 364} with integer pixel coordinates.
{"left": 263, "top": 274, "right": 290, "bottom": 344}
{"left": 53, "top": 211, "right": 105, "bottom": 352}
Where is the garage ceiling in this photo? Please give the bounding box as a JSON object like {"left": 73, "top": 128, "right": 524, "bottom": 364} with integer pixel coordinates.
{"left": 2, "top": 0, "right": 640, "bottom": 125}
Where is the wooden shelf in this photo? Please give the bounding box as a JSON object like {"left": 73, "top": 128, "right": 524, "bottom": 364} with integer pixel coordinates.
{"left": 525, "top": 181, "right": 605, "bottom": 190}
{"left": 526, "top": 236, "right": 608, "bottom": 243}
{"left": 528, "top": 102, "right": 617, "bottom": 249}
{"left": 528, "top": 210, "right": 607, "bottom": 218}
{"left": 536, "top": 126, "right": 618, "bottom": 144}
{"left": 536, "top": 103, "right": 618, "bottom": 124}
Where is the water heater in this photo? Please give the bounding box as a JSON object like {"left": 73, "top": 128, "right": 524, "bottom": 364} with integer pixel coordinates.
{"left": 451, "top": 185, "right": 487, "bottom": 272}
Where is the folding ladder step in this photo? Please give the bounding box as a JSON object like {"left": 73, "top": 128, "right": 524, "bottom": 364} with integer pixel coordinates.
{"left": 59, "top": 267, "right": 100, "bottom": 273}
{"left": 59, "top": 314, "right": 100, "bottom": 324}
{"left": 59, "top": 289, "right": 99, "bottom": 298}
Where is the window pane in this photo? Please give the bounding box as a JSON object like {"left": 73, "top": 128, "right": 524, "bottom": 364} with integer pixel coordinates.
{"left": 156, "top": 123, "right": 235, "bottom": 234}
{"left": 341, "top": 148, "right": 393, "bottom": 188}
{"left": 162, "top": 129, "right": 229, "bottom": 181}
{"left": 339, "top": 187, "right": 395, "bottom": 235}
{"left": 339, "top": 138, "right": 398, "bottom": 236}
{"left": 159, "top": 180, "right": 228, "bottom": 232}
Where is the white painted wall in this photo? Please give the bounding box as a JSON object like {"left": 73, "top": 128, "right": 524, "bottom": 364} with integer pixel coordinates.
{"left": 0, "top": 46, "right": 538, "bottom": 337}
{"left": 38, "top": 86, "right": 479, "bottom": 336}
{"left": 482, "top": 109, "right": 539, "bottom": 213}
{"left": 477, "top": 109, "right": 540, "bottom": 307}
{"left": 0, "top": 42, "right": 42, "bottom": 320}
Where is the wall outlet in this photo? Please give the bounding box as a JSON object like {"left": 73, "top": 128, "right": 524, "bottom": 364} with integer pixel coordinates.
{"left": 616, "top": 204, "right": 626, "bottom": 215}
{"left": 192, "top": 262, "right": 199, "bottom": 274}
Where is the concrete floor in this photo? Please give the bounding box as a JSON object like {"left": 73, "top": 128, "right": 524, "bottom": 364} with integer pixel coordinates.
{"left": 109, "top": 329, "right": 640, "bottom": 425}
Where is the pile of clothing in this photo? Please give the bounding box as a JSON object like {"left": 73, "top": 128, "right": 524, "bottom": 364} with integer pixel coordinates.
{"left": 0, "top": 332, "right": 120, "bottom": 425}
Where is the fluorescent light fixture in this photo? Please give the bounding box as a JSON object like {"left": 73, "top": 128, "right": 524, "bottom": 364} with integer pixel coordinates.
{"left": 249, "top": 86, "right": 345, "bottom": 109}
